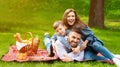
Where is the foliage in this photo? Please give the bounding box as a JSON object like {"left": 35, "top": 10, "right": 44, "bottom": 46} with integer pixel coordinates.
{"left": 104, "top": 0, "right": 120, "bottom": 20}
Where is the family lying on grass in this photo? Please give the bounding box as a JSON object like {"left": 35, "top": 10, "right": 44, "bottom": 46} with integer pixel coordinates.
{"left": 14, "top": 8, "right": 120, "bottom": 67}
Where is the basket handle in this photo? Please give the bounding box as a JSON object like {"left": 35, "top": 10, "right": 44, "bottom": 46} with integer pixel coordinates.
{"left": 24, "top": 32, "right": 33, "bottom": 39}
{"left": 24, "top": 32, "right": 34, "bottom": 46}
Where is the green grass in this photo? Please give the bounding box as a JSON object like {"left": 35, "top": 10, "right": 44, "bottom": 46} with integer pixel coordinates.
{"left": 0, "top": 9, "right": 120, "bottom": 66}
{"left": 0, "top": 18, "right": 120, "bottom": 67}
{"left": 0, "top": 60, "right": 116, "bottom": 67}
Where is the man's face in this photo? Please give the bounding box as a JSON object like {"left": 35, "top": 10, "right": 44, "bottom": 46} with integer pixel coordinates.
{"left": 55, "top": 25, "right": 66, "bottom": 36}
{"left": 67, "top": 31, "right": 81, "bottom": 47}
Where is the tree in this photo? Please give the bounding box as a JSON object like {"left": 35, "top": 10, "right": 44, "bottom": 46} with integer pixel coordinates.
{"left": 89, "top": 0, "right": 105, "bottom": 29}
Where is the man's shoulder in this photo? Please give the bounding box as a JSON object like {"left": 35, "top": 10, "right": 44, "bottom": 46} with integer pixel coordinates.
{"left": 54, "top": 40, "right": 64, "bottom": 47}
{"left": 55, "top": 40, "right": 61, "bottom": 44}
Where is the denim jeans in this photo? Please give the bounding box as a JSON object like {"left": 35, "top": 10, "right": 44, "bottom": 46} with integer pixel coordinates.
{"left": 84, "top": 49, "right": 108, "bottom": 61}
{"left": 91, "top": 41, "right": 114, "bottom": 60}
{"left": 44, "top": 34, "right": 52, "bottom": 53}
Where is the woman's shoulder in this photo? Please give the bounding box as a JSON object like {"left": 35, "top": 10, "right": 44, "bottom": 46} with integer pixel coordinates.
{"left": 82, "top": 26, "right": 91, "bottom": 30}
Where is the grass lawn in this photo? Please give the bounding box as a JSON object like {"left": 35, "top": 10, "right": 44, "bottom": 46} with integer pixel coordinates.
{"left": 0, "top": 16, "right": 120, "bottom": 67}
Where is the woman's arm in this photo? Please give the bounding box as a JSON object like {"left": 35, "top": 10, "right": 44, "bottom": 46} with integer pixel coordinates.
{"left": 81, "top": 27, "right": 94, "bottom": 41}
{"left": 80, "top": 27, "right": 95, "bottom": 48}
{"left": 80, "top": 40, "right": 89, "bottom": 51}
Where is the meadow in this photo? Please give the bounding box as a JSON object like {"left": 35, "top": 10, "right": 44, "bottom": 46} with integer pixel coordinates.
{"left": 0, "top": 0, "right": 120, "bottom": 67}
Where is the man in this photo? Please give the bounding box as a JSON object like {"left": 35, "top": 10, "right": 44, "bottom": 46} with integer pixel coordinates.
{"left": 54, "top": 29, "right": 84, "bottom": 62}
{"left": 54, "top": 28, "right": 113, "bottom": 63}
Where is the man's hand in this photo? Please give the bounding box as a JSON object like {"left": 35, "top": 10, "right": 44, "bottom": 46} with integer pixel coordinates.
{"left": 61, "top": 55, "right": 73, "bottom": 62}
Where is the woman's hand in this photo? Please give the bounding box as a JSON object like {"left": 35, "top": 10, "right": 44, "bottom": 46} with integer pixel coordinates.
{"left": 80, "top": 40, "right": 89, "bottom": 51}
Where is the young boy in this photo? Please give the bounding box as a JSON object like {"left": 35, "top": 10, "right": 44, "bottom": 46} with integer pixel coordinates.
{"left": 44, "top": 20, "right": 82, "bottom": 57}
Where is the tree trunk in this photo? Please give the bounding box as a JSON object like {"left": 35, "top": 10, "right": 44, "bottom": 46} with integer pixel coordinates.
{"left": 89, "top": 0, "right": 105, "bottom": 29}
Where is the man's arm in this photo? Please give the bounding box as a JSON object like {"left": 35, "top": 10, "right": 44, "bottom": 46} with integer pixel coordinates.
{"left": 54, "top": 40, "right": 74, "bottom": 62}
{"left": 54, "top": 40, "right": 68, "bottom": 58}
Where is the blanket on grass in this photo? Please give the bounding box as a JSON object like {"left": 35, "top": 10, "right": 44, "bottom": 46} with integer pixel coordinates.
{"left": 1, "top": 45, "right": 58, "bottom": 62}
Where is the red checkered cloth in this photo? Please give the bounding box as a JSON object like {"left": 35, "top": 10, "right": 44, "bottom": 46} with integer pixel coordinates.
{"left": 1, "top": 45, "right": 58, "bottom": 62}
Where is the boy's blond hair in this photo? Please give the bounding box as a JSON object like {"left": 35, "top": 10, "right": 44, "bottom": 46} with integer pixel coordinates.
{"left": 53, "top": 20, "right": 63, "bottom": 30}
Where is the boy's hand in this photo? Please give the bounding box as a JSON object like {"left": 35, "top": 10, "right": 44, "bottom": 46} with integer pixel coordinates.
{"left": 72, "top": 46, "right": 80, "bottom": 54}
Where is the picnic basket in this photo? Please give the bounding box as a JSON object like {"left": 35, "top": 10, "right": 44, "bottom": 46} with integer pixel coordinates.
{"left": 19, "top": 32, "right": 33, "bottom": 53}
{"left": 16, "top": 32, "right": 39, "bottom": 60}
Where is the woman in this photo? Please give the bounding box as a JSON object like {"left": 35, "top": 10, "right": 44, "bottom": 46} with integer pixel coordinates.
{"left": 62, "top": 8, "right": 120, "bottom": 67}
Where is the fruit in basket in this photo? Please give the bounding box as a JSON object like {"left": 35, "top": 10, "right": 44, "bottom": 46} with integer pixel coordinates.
{"left": 16, "top": 52, "right": 27, "bottom": 60}
{"left": 23, "top": 39, "right": 32, "bottom": 45}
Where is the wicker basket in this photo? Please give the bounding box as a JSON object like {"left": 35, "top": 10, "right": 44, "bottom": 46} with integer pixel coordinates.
{"left": 19, "top": 32, "right": 34, "bottom": 53}
{"left": 16, "top": 32, "right": 40, "bottom": 60}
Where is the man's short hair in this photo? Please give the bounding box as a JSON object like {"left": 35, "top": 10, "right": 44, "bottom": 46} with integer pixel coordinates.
{"left": 71, "top": 23, "right": 82, "bottom": 35}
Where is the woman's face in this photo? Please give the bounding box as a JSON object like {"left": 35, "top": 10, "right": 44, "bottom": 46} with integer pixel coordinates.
{"left": 67, "top": 11, "right": 76, "bottom": 26}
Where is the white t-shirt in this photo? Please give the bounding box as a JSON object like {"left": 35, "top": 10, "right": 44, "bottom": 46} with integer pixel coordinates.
{"left": 55, "top": 40, "right": 84, "bottom": 61}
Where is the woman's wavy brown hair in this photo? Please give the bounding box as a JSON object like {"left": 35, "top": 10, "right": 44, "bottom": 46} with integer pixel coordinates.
{"left": 62, "top": 8, "right": 87, "bottom": 29}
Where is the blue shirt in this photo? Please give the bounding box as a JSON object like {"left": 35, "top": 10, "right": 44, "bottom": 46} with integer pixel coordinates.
{"left": 51, "top": 30, "right": 70, "bottom": 41}
{"left": 51, "top": 30, "right": 83, "bottom": 50}
{"left": 81, "top": 27, "right": 104, "bottom": 46}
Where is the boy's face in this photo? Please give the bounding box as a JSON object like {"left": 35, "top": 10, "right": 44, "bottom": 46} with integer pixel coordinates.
{"left": 67, "top": 31, "right": 81, "bottom": 47}
{"left": 55, "top": 25, "right": 66, "bottom": 36}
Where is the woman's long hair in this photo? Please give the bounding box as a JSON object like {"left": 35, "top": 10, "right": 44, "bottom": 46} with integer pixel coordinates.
{"left": 62, "top": 8, "right": 87, "bottom": 29}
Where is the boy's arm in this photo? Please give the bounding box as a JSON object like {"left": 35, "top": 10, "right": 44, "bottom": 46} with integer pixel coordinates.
{"left": 57, "top": 36, "right": 72, "bottom": 49}
{"left": 51, "top": 33, "right": 57, "bottom": 42}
